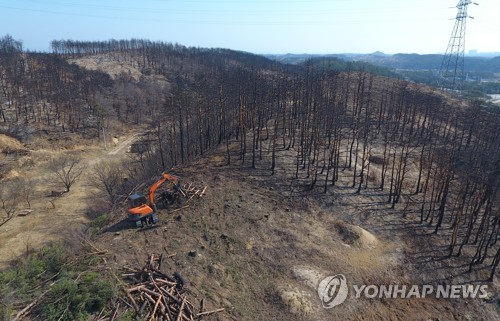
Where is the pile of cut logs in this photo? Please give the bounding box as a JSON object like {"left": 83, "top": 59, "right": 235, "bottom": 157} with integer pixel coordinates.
{"left": 154, "top": 182, "right": 207, "bottom": 209}
{"left": 157, "top": 182, "right": 207, "bottom": 201}
{"left": 178, "top": 183, "right": 207, "bottom": 201}
{"left": 122, "top": 254, "right": 223, "bottom": 321}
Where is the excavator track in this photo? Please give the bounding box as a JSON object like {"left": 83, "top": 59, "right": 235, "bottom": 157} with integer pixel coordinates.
{"left": 134, "top": 212, "right": 159, "bottom": 228}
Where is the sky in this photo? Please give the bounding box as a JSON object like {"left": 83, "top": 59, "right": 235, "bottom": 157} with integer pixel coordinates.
{"left": 0, "top": 0, "right": 499, "bottom": 55}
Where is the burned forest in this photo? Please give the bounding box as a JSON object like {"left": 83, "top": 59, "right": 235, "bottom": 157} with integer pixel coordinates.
{"left": 0, "top": 37, "right": 499, "bottom": 320}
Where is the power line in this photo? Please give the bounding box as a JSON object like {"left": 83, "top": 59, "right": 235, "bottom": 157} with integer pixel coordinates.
{"left": 0, "top": 3, "right": 446, "bottom": 25}
{"left": 4, "top": 0, "right": 445, "bottom": 16}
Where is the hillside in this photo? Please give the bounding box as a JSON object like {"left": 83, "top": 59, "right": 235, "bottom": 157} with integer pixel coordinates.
{"left": 0, "top": 38, "right": 499, "bottom": 320}
{"left": 267, "top": 52, "right": 500, "bottom": 73}
{"left": 88, "top": 143, "right": 497, "bottom": 321}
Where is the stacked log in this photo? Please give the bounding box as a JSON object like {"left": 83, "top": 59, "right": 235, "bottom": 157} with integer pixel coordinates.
{"left": 178, "top": 183, "right": 207, "bottom": 200}
{"left": 122, "top": 254, "right": 223, "bottom": 320}
{"left": 158, "top": 182, "right": 207, "bottom": 200}
{"left": 156, "top": 182, "right": 207, "bottom": 208}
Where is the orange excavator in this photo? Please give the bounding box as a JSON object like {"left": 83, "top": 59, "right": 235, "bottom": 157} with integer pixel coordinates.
{"left": 127, "top": 172, "right": 181, "bottom": 227}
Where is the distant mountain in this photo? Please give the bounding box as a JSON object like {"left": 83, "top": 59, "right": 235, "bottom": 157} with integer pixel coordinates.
{"left": 264, "top": 53, "right": 339, "bottom": 64}
{"left": 371, "top": 51, "right": 388, "bottom": 57}
{"left": 467, "top": 52, "right": 500, "bottom": 58}
{"left": 266, "top": 53, "right": 500, "bottom": 73}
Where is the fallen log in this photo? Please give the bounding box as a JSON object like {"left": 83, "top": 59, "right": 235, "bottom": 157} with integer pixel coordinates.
{"left": 176, "top": 297, "right": 186, "bottom": 321}
{"left": 17, "top": 209, "right": 33, "bottom": 217}
{"left": 121, "top": 253, "right": 224, "bottom": 320}
{"left": 196, "top": 308, "right": 225, "bottom": 317}
{"left": 110, "top": 302, "right": 120, "bottom": 321}
{"left": 126, "top": 284, "right": 145, "bottom": 293}
{"left": 11, "top": 290, "right": 48, "bottom": 321}
{"left": 149, "top": 295, "right": 162, "bottom": 321}
{"left": 125, "top": 291, "right": 139, "bottom": 312}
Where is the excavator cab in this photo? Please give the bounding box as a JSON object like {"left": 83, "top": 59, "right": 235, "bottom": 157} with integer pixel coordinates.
{"left": 128, "top": 193, "right": 147, "bottom": 208}
{"left": 127, "top": 193, "right": 159, "bottom": 227}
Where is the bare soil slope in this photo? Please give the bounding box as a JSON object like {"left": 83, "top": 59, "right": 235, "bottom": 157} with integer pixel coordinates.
{"left": 93, "top": 146, "right": 499, "bottom": 321}
{"left": 0, "top": 131, "right": 497, "bottom": 320}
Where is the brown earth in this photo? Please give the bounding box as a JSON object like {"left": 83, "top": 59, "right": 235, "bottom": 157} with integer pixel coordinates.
{"left": 69, "top": 55, "right": 143, "bottom": 81}
{"left": 69, "top": 55, "right": 171, "bottom": 88}
{"left": 90, "top": 143, "right": 498, "bottom": 321}
{"left": 1, "top": 50, "right": 498, "bottom": 320}
{"left": 0, "top": 134, "right": 27, "bottom": 154}
{"left": 0, "top": 130, "right": 498, "bottom": 320}
{"left": 0, "top": 130, "right": 142, "bottom": 268}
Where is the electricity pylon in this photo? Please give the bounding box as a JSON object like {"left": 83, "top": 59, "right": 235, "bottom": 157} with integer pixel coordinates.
{"left": 439, "top": 0, "right": 478, "bottom": 92}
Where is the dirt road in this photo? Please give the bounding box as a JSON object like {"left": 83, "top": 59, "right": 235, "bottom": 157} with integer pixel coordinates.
{"left": 0, "top": 133, "right": 141, "bottom": 268}
{"left": 107, "top": 132, "right": 140, "bottom": 156}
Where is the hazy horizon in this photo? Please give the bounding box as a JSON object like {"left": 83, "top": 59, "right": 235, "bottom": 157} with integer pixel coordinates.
{"left": 1, "top": 0, "right": 499, "bottom": 55}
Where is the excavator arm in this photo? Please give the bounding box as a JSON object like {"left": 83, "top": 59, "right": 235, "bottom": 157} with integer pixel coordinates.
{"left": 148, "top": 172, "right": 180, "bottom": 211}
{"left": 126, "top": 172, "right": 181, "bottom": 227}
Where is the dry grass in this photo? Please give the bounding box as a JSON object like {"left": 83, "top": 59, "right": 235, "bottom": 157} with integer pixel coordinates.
{"left": 69, "top": 55, "right": 143, "bottom": 81}
{"left": 0, "top": 134, "right": 26, "bottom": 154}
{"left": 0, "top": 130, "right": 142, "bottom": 269}
{"left": 84, "top": 142, "right": 497, "bottom": 321}
{"left": 1, "top": 129, "right": 498, "bottom": 320}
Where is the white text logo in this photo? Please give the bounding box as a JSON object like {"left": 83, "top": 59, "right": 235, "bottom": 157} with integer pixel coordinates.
{"left": 317, "top": 274, "right": 349, "bottom": 308}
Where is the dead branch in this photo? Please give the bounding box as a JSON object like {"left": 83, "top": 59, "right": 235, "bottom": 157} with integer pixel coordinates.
{"left": 11, "top": 290, "right": 49, "bottom": 321}
{"left": 196, "top": 308, "right": 225, "bottom": 317}
{"left": 120, "top": 253, "right": 224, "bottom": 321}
